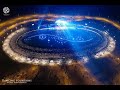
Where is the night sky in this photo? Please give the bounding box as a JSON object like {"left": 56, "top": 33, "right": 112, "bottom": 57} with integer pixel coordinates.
{"left": 1, "top": 5, "right": 120, "bottom": 21}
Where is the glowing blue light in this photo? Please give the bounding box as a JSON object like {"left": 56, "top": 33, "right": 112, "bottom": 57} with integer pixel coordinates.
{"left": 85, "top": 23, "right": 88, "bottom": 25}
{"left": 38, "top": 26, "right": 40, "bottom": 29}
{"left": 32, "top": 24, "right": 34, "bottom": 26}
{"left": 55, "top": 19, "right": 77, "bottom": 30}
{"left": 55, "top": 19, "right": 68, "bottom": 26}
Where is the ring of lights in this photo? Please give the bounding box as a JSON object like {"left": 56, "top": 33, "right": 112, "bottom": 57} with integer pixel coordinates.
{"left": 1, "top": 14, "right": 116, "bottom": 65}
{"left": 2, "top": 26, "right": 115, "bottom": 65}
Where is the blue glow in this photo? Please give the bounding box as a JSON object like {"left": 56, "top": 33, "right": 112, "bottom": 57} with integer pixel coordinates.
{"left": 48, "top": 39, "right": 50, "bottom": 41}
{"left": 38, "top": 26, "right": 40, "bottom": 29}
{"left": 55, "top": 20, "right": 81, "bottom": 56}
{"left": 85, "top": 23, "right": 88, "bottom": 25}
{"left": 54, "top": 19, "right": 77, "bottom": 30}
{"left": 32, "top": 24, "right": 34, "bottom": 26}
{"left": 55, "top": 19, "right": 68, "bottom": 26}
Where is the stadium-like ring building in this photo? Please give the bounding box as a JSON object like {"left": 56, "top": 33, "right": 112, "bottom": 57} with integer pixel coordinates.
{"left": 2, "top": 26, "right": 115, "bottom": 65}
{"left": 1, "top": 14, "right": 116, "bottom": 65}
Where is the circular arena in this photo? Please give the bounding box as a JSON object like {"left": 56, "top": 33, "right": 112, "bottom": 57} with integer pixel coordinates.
{"left": 1, "top": 14, "right": 116, "bottom": 65}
